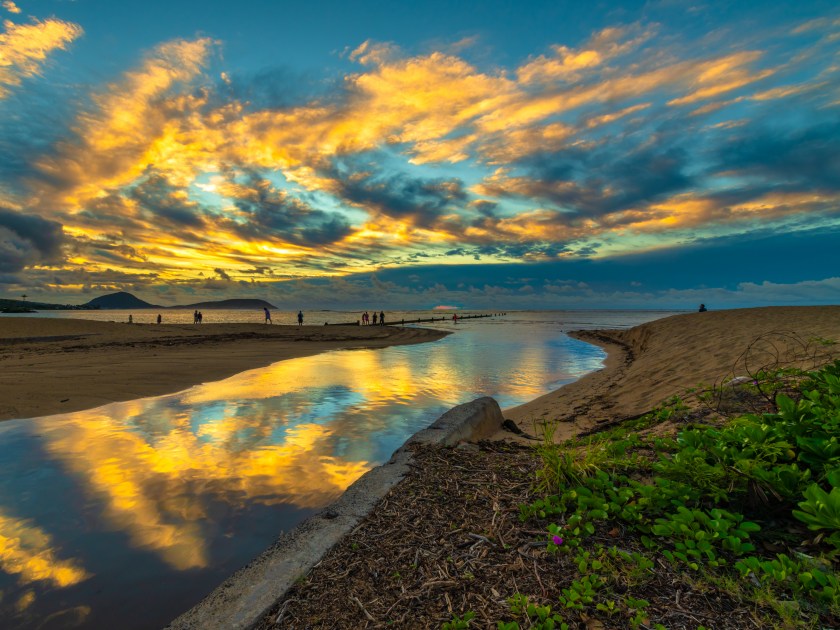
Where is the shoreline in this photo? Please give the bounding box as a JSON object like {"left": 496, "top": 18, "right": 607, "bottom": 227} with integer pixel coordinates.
{"left": 500, "top": 305, "right": 840, "bottom": 442}
{"left": 0, "top": 318, "right": 448, "bottom": 421}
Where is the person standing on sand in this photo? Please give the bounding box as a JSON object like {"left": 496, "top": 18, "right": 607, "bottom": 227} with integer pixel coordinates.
{"left": 372, "top": 312, "right": 377, "bottom": 325}
{"left": 198, "top": 311, "right": 203, "bottom": 324}
{"left": 128, "top": 314, "right": 133, "bottom": 324}
{"left": 264, "top": 307, "right": 272, "bottom": 324}
{"left": 453, "top": 313, "right": 458, "bottom": 324}
{"left": 157, "top": 314, "right": 162, "bottom": 324}
{"left": 297, "top": 310, "right": 304, "bottom": 326}
{"left": 699, "top": 304, "right": 707, "bottom": 312}
{"left": 193, "top": 310, "right": 199, "bottom": 324}
{"left": 379, "top": 310, "right": 385, "bottom": 326}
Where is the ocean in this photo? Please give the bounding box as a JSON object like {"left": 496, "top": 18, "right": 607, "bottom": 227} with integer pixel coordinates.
{"left": 0, "top": 309, "right": 682, "bottom": 628}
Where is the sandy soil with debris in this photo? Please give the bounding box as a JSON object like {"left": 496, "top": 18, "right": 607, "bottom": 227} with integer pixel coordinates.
{"left": 501, "top": 305, "right": 840, "bottom": 441}
{"left": 256, "top": 441, "right": 763, "bottom": 629}
{"left": 0, "top": 317, "right": 447, "bottom": 420}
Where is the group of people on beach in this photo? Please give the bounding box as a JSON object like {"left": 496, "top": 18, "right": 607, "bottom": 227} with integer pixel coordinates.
{"left": 193, "top": 310, "right": 203, "bottom": 324}
{"left": 361, "top": 311, "right": 386, "bottom": 325}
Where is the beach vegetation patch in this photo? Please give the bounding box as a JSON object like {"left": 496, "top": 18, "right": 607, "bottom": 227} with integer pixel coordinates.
{"left": 523, "top": 359, "right": 840, "bottom": 627}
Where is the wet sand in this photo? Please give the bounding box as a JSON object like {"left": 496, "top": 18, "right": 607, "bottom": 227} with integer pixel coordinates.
{"left": 501, "top": 305, "right": 840, "bottom": 441}
{"left": 0, "top": 318, "right": 447, "bottom": 421}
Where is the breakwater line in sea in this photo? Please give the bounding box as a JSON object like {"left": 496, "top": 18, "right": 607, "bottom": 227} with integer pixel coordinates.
{"left": 324, "top": 312, "right": 506, "bottom": 326}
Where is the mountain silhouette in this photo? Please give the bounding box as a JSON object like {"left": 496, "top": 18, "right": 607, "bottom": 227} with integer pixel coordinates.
{"left": 83, "top": 292, "right": 277, "bottom": 310}
{"left": 84, "top": 292, "right": 161, "bottom": 309}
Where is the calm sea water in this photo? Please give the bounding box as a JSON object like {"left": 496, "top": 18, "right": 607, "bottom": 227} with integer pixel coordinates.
{"left": 0, "top": 310, "right": 681, "bottom": 628}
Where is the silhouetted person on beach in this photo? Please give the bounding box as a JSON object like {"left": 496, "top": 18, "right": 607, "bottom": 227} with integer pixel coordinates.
{"left": 297, "top": 310, "right": 304, "bottom": 326}
{"left": 128, "top": 314, "right": 133, "bottom": 324}
{"left": 193, "top": 310, "right": 199, "bottom": 324}
{"left": 372, "top": 312, "right": 378, "bottom": 325}
{"left": 198, "top": 311, "right": 203, "bottom": 323}
{"left": 379, "top": 310, "right": 385, "bottom": 326}
{"left": 363, "top": 311, "right": 369, "bottom": 325}
{"left": 698, "top": 304, "right": 707, "bottom": 312}
{"left": 264, "top": 307, "right": 272, "bottom": 324}
{"left": 157, "top": 314, "right": 162, "bottom": 324}
{"left": 453, "top": 313, "right": 458, "bottom": 323}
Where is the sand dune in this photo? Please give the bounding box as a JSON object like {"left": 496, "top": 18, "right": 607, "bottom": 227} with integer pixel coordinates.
{"left": 503, "top": 306, "right": 840, "bottom": 441}
{"left": 0, "top": 318, "right": 447, "bottom": 421}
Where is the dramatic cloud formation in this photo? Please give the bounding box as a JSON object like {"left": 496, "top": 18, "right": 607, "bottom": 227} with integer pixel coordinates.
{"left": 0, "top": 207, "right": 64, "bottom": 272}
{"left": 0, "top": 2, "right": 838, "bottom": 307}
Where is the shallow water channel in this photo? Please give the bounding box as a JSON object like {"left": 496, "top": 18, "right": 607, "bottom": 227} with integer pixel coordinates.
{"left": 0, "top": 311, "right": 675, "bottom": 628}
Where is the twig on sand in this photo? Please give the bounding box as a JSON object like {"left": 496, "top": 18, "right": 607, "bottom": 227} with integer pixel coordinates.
{"left": 273, "top": 598, "right": 295, "bottom": 625}
{"left": 350, "top": 595, "right": 375, "bottom": 622}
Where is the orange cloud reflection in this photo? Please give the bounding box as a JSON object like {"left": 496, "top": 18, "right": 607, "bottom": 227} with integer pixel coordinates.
{"left": 0, "top": 508, "right": 90, "bottom": 588}
{"left": 36, "top": 379, "right": 374, "bottom": 570}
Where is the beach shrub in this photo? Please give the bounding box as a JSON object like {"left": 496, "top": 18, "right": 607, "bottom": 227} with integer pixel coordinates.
{"left": 521, "top": 359, "right": 840, "bottom": 627}
{"left": 793, "top": 469, "right": 840, "bottom": 553}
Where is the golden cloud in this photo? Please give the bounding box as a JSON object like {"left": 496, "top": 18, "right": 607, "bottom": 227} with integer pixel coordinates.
{"left": 668, "top": 51, "right": 774, "bottom": 106}
{"left": 517, "top": 24, "right": 655, "bottom": 84}
{"left": 36, "top": 37, "right": 216, "bottom": 208}
{"left": 0, "top": 17, "right": 83, "bottom": 98}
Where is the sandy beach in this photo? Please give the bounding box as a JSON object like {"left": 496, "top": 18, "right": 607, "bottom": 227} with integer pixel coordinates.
{"left": 0, "top": 318, "right": 447, "bottom": 421}
{"left": 502, "top": 305, "right": 840, "bottom": 441}
{"left": 4, "top": 306, "right": 838, "bottom": 425}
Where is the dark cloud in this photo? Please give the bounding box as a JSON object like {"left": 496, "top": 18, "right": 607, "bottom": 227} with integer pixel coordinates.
{"left": 0, "top": 80, "right": 83, "bottom": 197}
{"left": 470, "top": 200, "right": 499, "bottom": 217}
{"left": 226, "top": 172, "right": 353, "bottom": 245}
{"left": 0, "top": 207, "right": 64, "bottom": 272}
{"left": 718, "top": 119, "right": 840, "bottom": 191}
{"left": 78, "top": 193, "right": 148, "bottom": 231}
{"left": 130, "top": 171, "right": 206, "bottom": 228}
{"left": 371, "top": 223, "right": 840, "bottom": 296}
{"left": 211, "top": 66, "right": 333, "bottom": 112}
{"left": 492, "top": 138, "right": 693, "bottom": 220}
{"left": 323, "top": 156, "right": 468, "bottom": 227}
{"left": 470, "top": 242, "right": 573, "bottom": 259}
{"left": 90, "top": 243, "right": 148, "bottom": 264}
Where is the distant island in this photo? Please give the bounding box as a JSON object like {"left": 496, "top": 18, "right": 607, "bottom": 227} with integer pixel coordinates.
{"left": 1, "top": 291, "right": 278, "bottom": 312}
{"left": 84, "top": 292, "right": 278, "bottom": 310}
{"left": 84, "top": 291, "right": 163, "bottom": 310}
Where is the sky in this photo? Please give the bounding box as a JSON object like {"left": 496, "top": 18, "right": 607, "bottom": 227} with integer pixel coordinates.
{"left": 0, "top": 0, "right": 838, "bottom": 310}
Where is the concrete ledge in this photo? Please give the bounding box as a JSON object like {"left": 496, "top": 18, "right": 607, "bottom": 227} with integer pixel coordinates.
{"left": 167, "top": 396, "right": 504, "bottom": 629}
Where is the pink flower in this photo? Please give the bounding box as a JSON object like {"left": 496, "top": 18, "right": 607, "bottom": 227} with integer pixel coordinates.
{"left": 552, "top": 535, "right": 564, "bottom": 546}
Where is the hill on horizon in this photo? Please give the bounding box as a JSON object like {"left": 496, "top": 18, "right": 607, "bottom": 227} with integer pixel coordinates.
{"left": 84, "top": 292, "right": 162, "bottom": 309}
{"left": 83, "top": 292, "right": 277, "bottom": 310}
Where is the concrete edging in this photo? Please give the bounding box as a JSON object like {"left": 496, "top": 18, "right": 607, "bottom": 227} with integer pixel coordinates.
{"left": 167, "top": 396, "right": 504, "bottom": 629}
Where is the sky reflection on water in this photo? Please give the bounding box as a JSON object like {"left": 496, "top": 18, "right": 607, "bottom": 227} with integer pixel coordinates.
{"left": 0, "top": 311, "right": 676, "bottom": 628}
